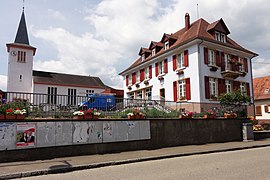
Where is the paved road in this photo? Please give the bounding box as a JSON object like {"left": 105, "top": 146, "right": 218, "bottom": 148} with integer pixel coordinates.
{"left": 20, "top": 147, "right": 270, "bottom": 180}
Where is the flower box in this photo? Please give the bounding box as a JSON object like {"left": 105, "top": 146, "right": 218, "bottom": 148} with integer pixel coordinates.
{"left": 93, "top": 115, "right": 99, "bottom": 120}
{"left": 204, "top": 114, "right": 215, "bottom": 119}
{"left": 128, "top": 115, "right": 135, "bottom": 119}
{"left": 5, "top": 114, "right": 16, "bottom": 120}
{"left": 16, "top": 114, "right": 25, "bottom": 120}
{"left": 73, "top": 115, "right": 84, "bottom": 120}
{"left": 84, "top": 114, "right": 93, "bottom": 120}
{"left": 179, "top": 115, "right": 192, "bottom": 119}
{"left": 224, "top": 113, "right": 237, "bottom": 119}
{"left": 0, "top": 114, "right": 4, "bottom": 120}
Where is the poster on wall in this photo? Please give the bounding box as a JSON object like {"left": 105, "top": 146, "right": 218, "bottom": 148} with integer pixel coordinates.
{"left": 16, "top": 123, "right": 36, "bottom": 147}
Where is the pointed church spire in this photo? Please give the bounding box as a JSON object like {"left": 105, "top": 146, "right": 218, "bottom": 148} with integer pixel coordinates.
{"left": 14, "top": 9, "right": 29, "bottom": 45}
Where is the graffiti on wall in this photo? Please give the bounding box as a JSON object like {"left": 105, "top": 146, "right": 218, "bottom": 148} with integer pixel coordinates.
{"left": 73, "top": 122, "right": 90, "bottom": 143}
{"left": 16, "top": 123, "right": 36, "bottom": 147}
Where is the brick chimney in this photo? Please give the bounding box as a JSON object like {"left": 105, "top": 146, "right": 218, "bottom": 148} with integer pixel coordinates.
{"left": 185, "top": 13, "right": 190, "bottom": 31}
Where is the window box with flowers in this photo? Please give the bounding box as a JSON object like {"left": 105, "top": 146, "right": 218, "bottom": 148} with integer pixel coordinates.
{"left": 5, "top": 108, "right": 16, "bottom": 120}
{"left": 93, "top": 109, "right": 101, "bottom": 119}
{"left": 224, "top": 111, "right": 237, "bottom": 118}
{"left": 14, "top": 108, "right": 27, "bottom": 120}
{"left": 179, "top": 111, "right": 193, "bottom": 119}
{"left": 73, "top": 110, "right": 84, "bottom": 120}
{"left": 204, "top": 109, "right": 216, "bottom": 119}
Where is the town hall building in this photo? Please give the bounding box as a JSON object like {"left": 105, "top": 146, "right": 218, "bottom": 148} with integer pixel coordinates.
{"left": 119, "top": 13, "right": 257, "bottom": 113}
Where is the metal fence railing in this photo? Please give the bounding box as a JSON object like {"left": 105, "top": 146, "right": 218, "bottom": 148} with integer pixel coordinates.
{"left": 0, "top": 92, "right": 251, "bottom": 119}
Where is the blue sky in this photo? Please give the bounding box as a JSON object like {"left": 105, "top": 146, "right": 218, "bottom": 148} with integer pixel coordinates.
{"left": 0, "top": 0, "right": 270, "bottom": 90}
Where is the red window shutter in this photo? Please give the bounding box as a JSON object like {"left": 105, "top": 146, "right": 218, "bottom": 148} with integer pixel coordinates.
{"left": 140, "top": 69, "right": 144, "bottom": 82}
{"left": 256, "top": 106, "right": 262, "bottom": 116}
{"left": 126, "top": 75, "right": 129, "bottom": 86}
{"left": 216, "top": 51, "right": 220, "bottom": 67}
{"left": 244, "top": 58, "right": 248, "bottom": 72}
{"left": 184, "top": 50, "right": 189, "bottom": 67}
{"left": 205, "top": 76, "right": 210, "bottom": 99}
{"left": 221, "top": 52, "right": 225, "bottom": 71}
{"left": 149, "top": 65, "right": 152, "bottom": 78}
{"left": 186, "top": 78, "right": 191, "bottom": 100}
{"left": 204, "top": 47, "right": 208, "bottom": 65}
{"left": 132, "top": 73, "right": 136, "bottom": 84}
{"left": 164, "top": 59, "right": 168, "bottom": 73}
{"left": 173, "top": 81, "right": 177, "bottom": 102}
{"left": 173, "top": 55, "right": 177, "bottom": 70}
{"left": 265, "top": 105, "right": 269, "bottom": 113}
{"left": 218, "top": 79, "right": 226, "bottom": 96}
{"left": 246, "top": 82, "right": 250, "bottom": 96}
{"left": 155, "top": 63, "right": 159, "bottom": 76}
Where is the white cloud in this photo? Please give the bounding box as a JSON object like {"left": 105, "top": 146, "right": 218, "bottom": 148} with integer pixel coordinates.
{"left": 30, "top": 0, "right": 270, "bottom": 90}
{"left": 48, "top": 9, "right": 66, "bottom": 21}
{"left": 0, "top": 75, "right": 7, "bottom": 91}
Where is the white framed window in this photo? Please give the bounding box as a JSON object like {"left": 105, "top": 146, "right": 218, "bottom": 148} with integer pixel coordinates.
{"left": 209, "top": 78, "right": 218, "bottom": 97}
{"left": 145, "top": 88, "right": 152, "bottom": 100}
{"left": 178, "top": 80, "right": 186, "bottom": 99}
{"left": 145, "top": 67, "right": 149, "bottom": 79}
{"left": 136, "top": 90, "right": 142, "bottom": 99}
{"left": 152, "top": 49, "right": 156, "bottom": 56}
{"left": 136, "top": 71, "right": 140, "bottom": 82}
{"left": 224, "top": 54, "right": 231, "bottom": 70}
{"left": 47, "top": 87, "right": 57, "bottom": 104}
{"left": 238, "top": 57, "right": 244, "bottom": 72}
{"left": 177, "top": 52, "right": 184, "bottom": 68}
{"left": 68, "top": 88, "right": 77, "bottom": 105}
{"left": 164, "top": 41, "right": 169, "bottom": 50}
{"left": 208, "top": 49, "right": 216, "bottom": 66}
{"left": 240, "top": 82, "right": 247, "bottom": 95}
{"left": 127, "top": 93, "right": 134, "bottom": 99}
{"left": 141, "top": 54, "right": 145, "bottom": 61}
{"left": 215, "top": 31, "right": 226, "bottom": 43}
{"left": 159, "top": 61, "right": 164, "bottom": 74}
{"left": 225, "top": 80, "right": 232, "bottom": 93}
{"left": 128, "top": 74, "right": 132, "bottom": 85}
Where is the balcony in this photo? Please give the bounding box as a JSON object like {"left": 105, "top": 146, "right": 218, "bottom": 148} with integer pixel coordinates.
{"left": 221, "top": 69, "right": 242, "bottom": 79}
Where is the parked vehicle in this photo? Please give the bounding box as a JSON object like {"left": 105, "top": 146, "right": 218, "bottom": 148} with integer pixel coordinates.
{"left": 78, "top": 94, "right": 115, "bottom": 111}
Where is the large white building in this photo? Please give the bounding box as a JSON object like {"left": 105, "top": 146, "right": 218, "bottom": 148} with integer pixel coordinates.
{"left": 119, "top": 13, "right": 257, "bottom": 113}
{"left": 6, "top": 9, "right": 123, "bottom": 105}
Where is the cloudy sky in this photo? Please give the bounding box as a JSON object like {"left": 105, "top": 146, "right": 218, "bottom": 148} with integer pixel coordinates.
{"left": 0, "top": 0, "right": 269, "bottom": 91}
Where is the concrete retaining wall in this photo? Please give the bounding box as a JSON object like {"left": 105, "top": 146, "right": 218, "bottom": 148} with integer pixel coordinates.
{"left": 0, "top": 118, "right": 248, "bottom": 162}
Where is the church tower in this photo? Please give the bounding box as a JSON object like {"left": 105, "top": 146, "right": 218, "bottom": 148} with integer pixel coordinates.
{"left": 6, "top": 8, "right": 36, "bottom": 93}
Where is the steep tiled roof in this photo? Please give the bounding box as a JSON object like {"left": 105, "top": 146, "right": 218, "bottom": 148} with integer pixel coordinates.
{"left": 15, "top": 10, "right": 29, "bottom": 45}
{"left": 33, "top": 70, "right": 106, "bottom": 88}
{"left": 119, "top": 16, "right": 257, "bottom": 75}
{"left": 253, "top": 76, "right": 270, "bottom": 100}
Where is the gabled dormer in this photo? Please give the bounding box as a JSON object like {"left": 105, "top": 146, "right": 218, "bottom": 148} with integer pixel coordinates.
{"left": 160, "top": 33, "right": 177, "bottom": 50}
{"left": 139, "top": 48, "right": 151, "bottom": 61}
{"left": 149, "top": 41, "right": 163, "bottom": 56}
{"left": 207, "top": 18, "right": 230, "bottom": 43}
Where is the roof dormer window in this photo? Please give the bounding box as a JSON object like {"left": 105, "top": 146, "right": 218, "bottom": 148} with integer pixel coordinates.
{"left": 215, "top": 31, "right": 226, "bottom": 43}
{"left": 164, "top": 41, "right": 169, "bottom": 50}
{"left": 142, "top": 54, "right": 145, "bottom": 61}
{"left": 152, "top": 48, "right": 156, "bottom": 56}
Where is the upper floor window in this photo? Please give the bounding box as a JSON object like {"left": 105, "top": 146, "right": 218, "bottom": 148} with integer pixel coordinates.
{"left": 136, "top": 71, "right": 140, "bottom": 82}
{"left": 152, "top": 49, "right": 156, "bottom": 56}
{"left": 159, "top": 61, "right": 164, "bottom": 74}
{"left": 238, "top": 57, "right": 244, "bottom": 72}
{"left": 177, "top": 52, "right": 184, "bottom": 69}
{"left": 215, "top": 31, "right": 226, "bottom": 43}
{"left": 164, "top": 41, "right": 169, "bottom": 50}
{"left": 141, "top": 54, "right": 145, "bottom": 61}
{"left": 145, "top": 67, "right": 149, "bottom": 79}
{"left": 224, "top": 54, "right": 231, "bottom": 70}
{"left": 208, "top": 49, "right": 216, "bottom": 66}
{"left": 17, "top": 51, "right": 26, "bottom": 63}
{"left": 128, "top": 74, "right": 132, "bottom": 85}
{"left": 178, "top": 79, "right": 186, "bottom": 99}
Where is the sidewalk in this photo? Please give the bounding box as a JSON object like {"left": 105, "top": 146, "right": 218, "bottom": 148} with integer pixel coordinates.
{"left": 1, "top": 139, "right": 270, "bottom": 179}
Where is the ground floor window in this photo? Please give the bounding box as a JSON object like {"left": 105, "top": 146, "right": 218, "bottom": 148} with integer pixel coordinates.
{"left": 68, "top": 88, "right": 77, "bottom": 105}
{"left": 145, "top": 88, "right": 152, "bottom": 100}
{"left": 209, "top": 78, "right": 218, "bottom": 98}
{"left": 47, "top": 87, "right": 57, "bottom": 104}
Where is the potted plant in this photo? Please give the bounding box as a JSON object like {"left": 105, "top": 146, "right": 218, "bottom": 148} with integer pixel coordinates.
{"left": 5, "top": 108, "right": 16, "bottom": 120}
{"left": 14, "top": 108, "right": 27, "bottom": 120}
{"left": 93, "top": 109, "right": 101, "bottom": 119}
{"left": 73, "top": 110, "right": 84, "bottom": 119}
{"left": 127, "top": 112, "right": 134, "bottom": 119}
{"left": 224, "top": 111, "right": 237, "bottom": 118}
{"left": 179, "top": 111, "right": 193, "bottom": 119}
{"left": 0, "top": 105, "right": 4, "bottom": 120}
{"left": 84, "top": 109, "right": 93, "bottom": 119}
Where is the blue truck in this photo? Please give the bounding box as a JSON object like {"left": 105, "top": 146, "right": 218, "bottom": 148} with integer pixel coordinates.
{"left": 79, "top": 94, "right": 115, "bottom": 111}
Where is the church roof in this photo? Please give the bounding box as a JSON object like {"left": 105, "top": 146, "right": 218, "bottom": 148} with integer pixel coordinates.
{"left": 14, "top": 10, "right": 29, "bottom": 45}
{"left": 33, "top": 70, "right": 107, "bottom": 89}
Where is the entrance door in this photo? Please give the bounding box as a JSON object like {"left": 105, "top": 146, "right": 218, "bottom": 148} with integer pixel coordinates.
{"left": 160, "top": 88, "right": 165, "bottom": 106}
